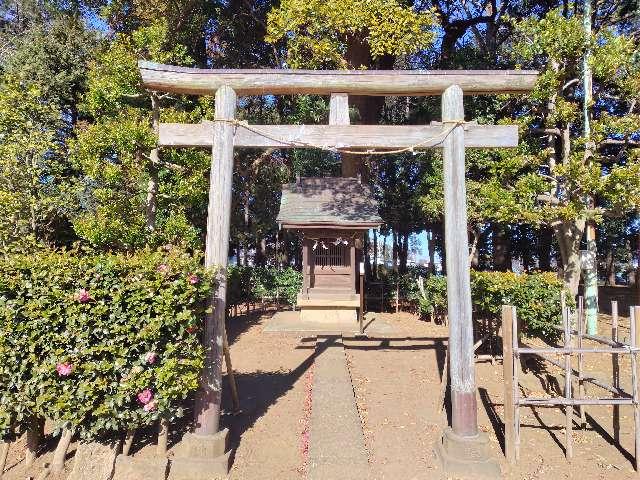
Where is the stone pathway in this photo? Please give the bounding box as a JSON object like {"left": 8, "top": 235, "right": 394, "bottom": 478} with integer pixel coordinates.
{"left": 308, "top": 336, "right": 370, "bottom": 480}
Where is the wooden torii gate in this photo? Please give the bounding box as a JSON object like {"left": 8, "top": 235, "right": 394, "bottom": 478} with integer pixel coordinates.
{"left": 139, "top": 61, "right": 537, "bottom": 479}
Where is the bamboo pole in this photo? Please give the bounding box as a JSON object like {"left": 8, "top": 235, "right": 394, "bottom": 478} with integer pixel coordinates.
{"left": 502, "top": 306, "right": 516, "bottom": 464}
{"left": 519, "top": 345, "right": 630, "bottom": 397}
{"left": 612, "top": 301, "right": 620, "bottom": 444}
{"left": 51, "top": 428, "right": 73, "bottom": 474}
{"left": 122, "top": 429, "right": 135, "bottom": 456}
{"left": 519, "top": 397, "right": 634, "bottom": 406}
{"left": 517, "top": 347, "right": 637, "bottom": 354}
{"left": 563, "top": 306, "right": 573, "bottom": 460}
{"left": 631, "top": 306, "right": 640, "bottom": 472}
{"left": 577, "top": 297, "right": 586, "bottom": 428}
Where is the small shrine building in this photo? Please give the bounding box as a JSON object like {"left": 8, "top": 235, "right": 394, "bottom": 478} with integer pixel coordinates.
{"left": 277, "top": 176, "right": 382, "bottom": 322}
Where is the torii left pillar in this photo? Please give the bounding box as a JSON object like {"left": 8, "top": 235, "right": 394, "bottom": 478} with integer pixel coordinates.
{"left": 170, "top": 85, "right": 236, "bottom": 479}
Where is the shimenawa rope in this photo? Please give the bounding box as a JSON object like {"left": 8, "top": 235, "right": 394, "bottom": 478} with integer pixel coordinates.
{"left": 211, "top": 118, "right": 467, "bottom": 156}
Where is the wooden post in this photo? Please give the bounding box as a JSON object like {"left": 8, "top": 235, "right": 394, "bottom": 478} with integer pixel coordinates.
{"left": 563, "top": 306, "right": 574, "bottom": 460}
{"left": 512, "top": 306, "right": 521, "bottom": 460}
{"left": 194, "top": 85, "right": 237, "bottom": 436}
{"left": 501, "top": 306, "right": 516, "bottom": 464}
{"left": 577, "top": 296, "right": 586, "bottom": 428}
{"left": 442, "top": 84, "right": 478, "bottom": 437}
{"left": 329, "top": 93, "right": 349, "bottom": 125}
{"left": 302, "top": 238, "right": 309, "bottom": 294}
{"left": 631, "top": 306, "right": 640, "bottom": 472}
{"left": 222, "top": 323, "right": 240, "bottom": 413}
{"left": 359, "top": 273, "right": 365, "bottom": 335}
{"left": 350, "top": 244, "right": 356, "bottom": 293}
{"left": 612, "top": 301, "right": 620, "bottom": 444}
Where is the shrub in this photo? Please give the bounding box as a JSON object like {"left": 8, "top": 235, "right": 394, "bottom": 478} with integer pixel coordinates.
{"left": 0, "top": 246, "right": 215, "bottom": 440}
{"left": 411, "top": 270, "right": 566, "bottom": 340}
{"left": 470, "top": 270, "right": 566, "bottom": 339}
{"left": 227, "top": 266, "right": 302, "bottom": 306}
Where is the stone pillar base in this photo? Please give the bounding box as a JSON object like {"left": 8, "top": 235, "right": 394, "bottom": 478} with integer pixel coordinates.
{"left": 434, "top": 427, "right": 501, "bottom": 479}
{"left": 168, "top": 429, "right": 232, "bottom": 480}
{"left": 112, "top": 456, "right": 168, "bottom": 480}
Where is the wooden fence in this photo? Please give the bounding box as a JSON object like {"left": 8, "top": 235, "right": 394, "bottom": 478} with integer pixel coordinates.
{"left": 502, "top": 300, "right": 640, "bottom": 469}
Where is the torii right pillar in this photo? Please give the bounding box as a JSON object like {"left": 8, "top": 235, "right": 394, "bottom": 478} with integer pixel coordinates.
{"left": 434, "top": 85, "right": 501, "bottom": 478}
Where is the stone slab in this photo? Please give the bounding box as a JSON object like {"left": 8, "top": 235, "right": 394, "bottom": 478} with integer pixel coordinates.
{"left": 263, "top": 311, "right": 395, "bottom": 336}
{"left": 67, "top": 440, "right": 119, "bottom": 480}
{"left": 112, "top": 456, "right": 168, "bottom": 480}
{"left": 300, "top": 306, "right": 357, "bottom": 323}
{"left": 308, "top": 336, "right": 370, "bottom": 480}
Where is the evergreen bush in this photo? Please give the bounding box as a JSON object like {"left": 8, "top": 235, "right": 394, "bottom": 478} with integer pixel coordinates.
{"left": 0, "top": 246, "right": 215, "bottom": 440}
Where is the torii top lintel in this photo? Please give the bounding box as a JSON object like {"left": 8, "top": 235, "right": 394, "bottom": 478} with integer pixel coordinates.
{"left": 139, "top": 61, "right": 538, "bottom": 97}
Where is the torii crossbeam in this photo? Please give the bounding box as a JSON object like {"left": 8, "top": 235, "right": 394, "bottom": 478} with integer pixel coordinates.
{"left": 139, "top": 61, "right": 537, "bottom": 480}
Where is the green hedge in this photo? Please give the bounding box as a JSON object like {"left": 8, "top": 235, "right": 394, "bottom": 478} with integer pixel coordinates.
{"left": 414, "top": 271, "right": 566, "bottom": 340}
{"left": 0, "top": 247, "right": 215, "bottom": 440}
{"left": 227, "top": 266, "right": 302, "bottom": 306}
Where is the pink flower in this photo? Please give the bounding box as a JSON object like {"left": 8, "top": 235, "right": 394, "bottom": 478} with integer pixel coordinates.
{"left": 143, "top": 400, "right": 157, "bottom": 412}
{"left": 157, "top": 264, "right": 169, "bottom": 274}
{"left": 137, "top": 389, "right": 153, "bottom": 405}
{"left": 74, "top": 289, "right": 91, "bottom": 303}
{"left": 145, "top": 352, "right": 158, "bottom": 364}
{"left": 56, "top": 362, "right": 73, "bottom": 376}
{"left": 187, "top": 273, "right": 199, "bottom": 285}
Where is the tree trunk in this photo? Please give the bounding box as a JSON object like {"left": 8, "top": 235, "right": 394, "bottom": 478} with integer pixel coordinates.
{"left": 392, "top": 230, "right": 398, "bottom": 273}
{"left": 492, "top": 223, "right": 511, "bottom": 271}
{"left": 469, "top": 227, "right": 480, "bottom": 269}
{"left": 428, "top": 230, "right": 436, "bottom": 274}
{"left": 242, "top": 188, "right": 250, "bottom": 266}
{"left": 605, "top": 248, "right": 616, "bottom": 286}
{"left": 538, "top": 227, "right": 553, "bottom": 271}
{"left": 399, "top": 231, "right": 409, "bottom": 273}
{"left": 51, "top": 428, "right": 73, "bottom": 474}
{"left": 255, "top": 237, "right": 266, "bottom": 266}
{"left": 145, "top": 164, "right": 159, "bottom": 232}
{"left": 381, "top": 234, "right": 387, "bottom": 269}
{"left": 25, "top": 418, "right": 44, "bottom": 468}
{"left": 555, "top": 220, "right": 586, "bottom": 296}
{"left": 146, "top": 93, "right": 161, "bottom": 232}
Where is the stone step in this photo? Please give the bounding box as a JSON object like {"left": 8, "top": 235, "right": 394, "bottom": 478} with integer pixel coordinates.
{"left": 305, "top": 292, "right": 358, "bottom": 300}
{"left": 297, "top": 296, "right": 360, "bottom": 308}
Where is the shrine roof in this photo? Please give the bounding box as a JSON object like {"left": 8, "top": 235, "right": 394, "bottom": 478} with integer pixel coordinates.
{"left": 277, "top": 177, "right": 383, "bottom": 229}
